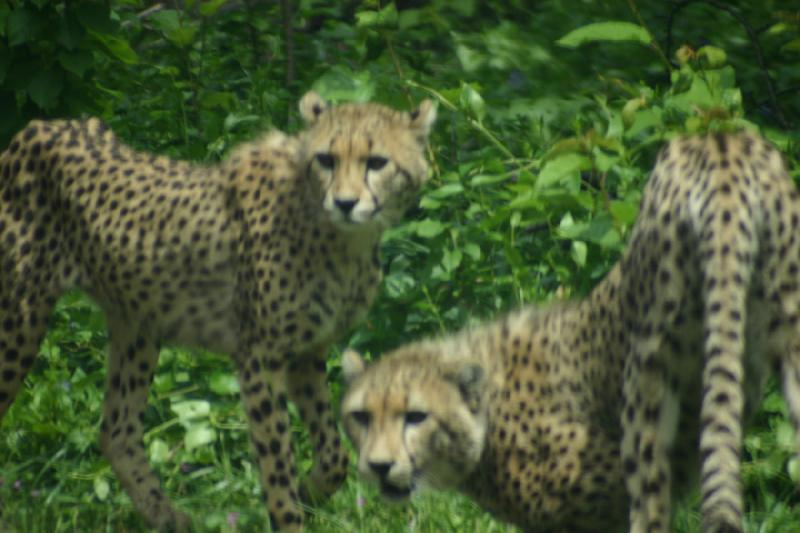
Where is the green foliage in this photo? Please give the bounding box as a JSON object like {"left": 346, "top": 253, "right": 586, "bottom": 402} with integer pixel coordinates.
{"left": 2, "top": 1, "right": 800, "bottom": 531}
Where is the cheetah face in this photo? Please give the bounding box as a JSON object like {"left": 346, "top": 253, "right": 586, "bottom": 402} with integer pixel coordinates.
{"left": 341, "top": 349, "right": 487, "bottom": 500}
{"left": 299, "top": 92, "right": 436, "bottom": 230}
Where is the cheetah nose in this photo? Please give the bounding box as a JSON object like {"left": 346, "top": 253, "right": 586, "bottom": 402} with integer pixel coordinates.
{"left": 334, "top": 198, "right": 358, "bottom": 215}
{"left": 368, "top": 461, "right": 393, "bottom": 478}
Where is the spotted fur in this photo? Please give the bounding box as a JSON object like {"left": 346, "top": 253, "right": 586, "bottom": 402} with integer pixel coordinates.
{"left": 0, "top": 91, "right": 436, "bottom": 531}
{"left": 341, "top": 304, "right": 628, "bottom": 532}
{"left": 344, "top": 131, "right": 800, "bottom": 533}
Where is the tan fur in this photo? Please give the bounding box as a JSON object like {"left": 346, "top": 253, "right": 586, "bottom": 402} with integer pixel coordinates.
{"left": 342, "top": 306, "right": 627, "bottom": 532}
{"left": 0, "top": 91, "right": 435, "bottom": 531}
{"left": 344, "top": 131, "right": 800, "bottom": 533}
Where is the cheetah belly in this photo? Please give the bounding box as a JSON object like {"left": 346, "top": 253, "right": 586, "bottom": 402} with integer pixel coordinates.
{"left": 159, "top": 275, "right": 239, "bottom": 354}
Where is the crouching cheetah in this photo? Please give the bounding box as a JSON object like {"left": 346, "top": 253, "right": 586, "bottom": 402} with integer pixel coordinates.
{"left": 342, "top": 304, "right": 629, "bottom": 532}
{"left": 343, "top": 131, "right": 800, "bottom": 533}
{"left": 0, "top": 91, "right": 436, "bottom": 531}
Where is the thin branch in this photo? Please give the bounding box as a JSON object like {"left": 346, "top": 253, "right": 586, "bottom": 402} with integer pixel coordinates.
{"left": 281, "top": 0, "right": 295, "bottom": 89}
{"left": 626, "top": 0, "right": 673, "bottom": 73}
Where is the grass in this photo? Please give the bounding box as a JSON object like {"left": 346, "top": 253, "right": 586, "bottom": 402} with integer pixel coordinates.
{"left": 2, "top": 293, "right": 800, "bottom": 532}
{"left": 0, "top": 292, "right": 514, "bottom": 532}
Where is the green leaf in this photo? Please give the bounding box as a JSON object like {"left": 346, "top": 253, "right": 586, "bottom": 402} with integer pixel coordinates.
{"left": 90, "top": 31, "right": 139, "bottom": 64}
{"left": 93, "top": 476, "right": 110, "bottom": 501}
{"left": 76, "top": 2, "right": 117, "bottom": 34}
{"left": 558, "top": 213, "right": 622, "bottom": 250}
{"left": 209, "top": 372, "right": 239, "bottom": 395}
{"left": 442, "top": 248, "right": 462, "bottom": 272}
{"left": 698, "top": 45, "right": 727, "bottom": 68}
{"left": 460, "top": 83, "right": 485, "bottom": 121}
{"left": 7, "top": 8, "right": 44, "bottom": 46}
{"left": 535, "top": 153, "right": 591, "bottom": 190}
{"left": 384, "top": 272, "right": 417, "bottom": 299}
{"left": 781, "top": 38, "right": 800, "bottom": 53}
{"left": 59, "top": 50, "right": 94, "bottom": 77}
{"left": 425, "top": 183, "right": 464, "bottom": 200}
{"left": 557, "top": 22, "right": 651, "bottom": 48}
{"left": 470, "top": 174, "right": 508, "bottom": 187}
{"left": 200, "top": 0, "right": 229, "bottom": 17}
{"left": 170, "top": 399, "right": 211, "bottom": 421}
{"left": 415, "top": 219, "right": 446, "bottom": 238}
{"left": 571, "top": 240, "right": 587, "bottom": 267}
{"left": 223, "top": 113, "right": 260, "bottom": 132}
{"left": 312, "top": 67, "right": 375, "bottom": 103}
{"left": 56, "top": 12, "right": 86, "bottom": 50}
{"left": 150, "top": 9, "right": 197, "bottom": 46}
{"left": 463, "top": 243, "right": 481, "bottom": 261}
{"left": 609, "top": 200, "right": 638, "bottom": 226}
{"left": 0, "top": 46, "right": 8, "bottom": 84}
{"left": 789, "top": 457, "right": 800, "bottom": 484}
{"left": 149, "top": 438, "right": 170, "bottom": 464}
{"left": 27, "top": 69, "right": 64, "bottom": 110}
{"left": 355, "top": 3, "right": 398, "bottom": 29}
{"left": 0, "top": 4, "right": 11, "bottom": 38}
{"left": 185, "top": 423, "right": 217, "bottom": 450}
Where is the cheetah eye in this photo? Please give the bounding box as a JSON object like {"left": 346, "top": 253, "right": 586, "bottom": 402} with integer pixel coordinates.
{"left": 404, "top": 411, "right": 428, "bottom": 425}
{"left": 351, "top": 410, "right": 370, "bottom": 427}
{"left": 366, "top": 156, "right": 388, "bottom": 171}
{"left": 316, "top": 153, "right": 335, "bottom": 170}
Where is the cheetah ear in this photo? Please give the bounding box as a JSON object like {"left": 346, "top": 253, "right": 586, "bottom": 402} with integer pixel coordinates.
{"left": 409, "top": 99, "right": 437, "bottom": 139}
{"left": 341, "top": 348, "right": 366, "bottom": 383}
{"left": 444, "top": 362, "right": 485, "bottom": 413}
{"left": 299, "top": 91, "right": 329, "bottom": 125}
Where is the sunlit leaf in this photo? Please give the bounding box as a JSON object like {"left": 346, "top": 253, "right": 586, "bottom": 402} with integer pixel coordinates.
{"left": 185, "top": 423, "right": 217, "bottom": 450}
{"left": 93, "top": 476, "right": 110, "bottom": 501}
{"left": 171, "top": 400, "right": 211, "bottom": 421}
{"left": 557, "top": 22, "right": 651, "bottom": 48}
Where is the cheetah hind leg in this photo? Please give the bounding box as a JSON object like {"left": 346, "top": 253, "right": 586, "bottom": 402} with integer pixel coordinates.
{"left": 289, "top": 353, "right": 348, "bottom": 504}
{"left": 100, "top": 319, "right": 190, "bottom": 532}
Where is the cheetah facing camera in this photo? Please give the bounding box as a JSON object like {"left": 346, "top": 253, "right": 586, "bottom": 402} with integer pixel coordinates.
{"left": 343, "top": 131, "right": 800, "bottom": 533}
{"left": 0, "top": 91, "right": 436, "bottom": 531}
{"left": 341, "top": 306, "right": 629, "bottom": 532}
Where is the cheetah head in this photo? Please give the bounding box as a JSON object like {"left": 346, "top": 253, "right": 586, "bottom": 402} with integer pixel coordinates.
{"left": 298, "top": 91, "right": 436, "bottom": 230}
{"left": 341, "top": 347, "right": 488, "bottom": 501}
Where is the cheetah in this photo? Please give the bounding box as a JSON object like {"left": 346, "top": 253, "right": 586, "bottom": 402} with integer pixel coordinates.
{"left": 0, "top": 91, "right": 436, "bottom": 531}
{"left": 343, "top": 131, "right": 800, "bottom": 533}
{"left": 341, "top": 304, "right": 628, "bottom": 532}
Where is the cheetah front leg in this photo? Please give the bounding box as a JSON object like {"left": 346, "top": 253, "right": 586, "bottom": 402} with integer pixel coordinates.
{"left": 288, "top": 352, "right": 348, "bottom": 503}
{"left": 0, "top": 294, "right": 54, "bottom": 420}
{"left": 101, "top": 319, "right": 190, "bottom": 532}
{"left": 236, "top": 346, "right": 304, "bottom": 531}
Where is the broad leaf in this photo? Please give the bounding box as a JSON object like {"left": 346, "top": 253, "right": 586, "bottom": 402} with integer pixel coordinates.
{"left": 557, "top": 22, "right": 650, "bottom": 48}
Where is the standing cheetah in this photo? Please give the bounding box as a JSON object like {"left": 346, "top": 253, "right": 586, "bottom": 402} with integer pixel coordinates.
{"left": 0, "top": 91, "right": 436, "bottom": 531}
{"left": 342, "top": 131, "right": 800, "bottom": 533}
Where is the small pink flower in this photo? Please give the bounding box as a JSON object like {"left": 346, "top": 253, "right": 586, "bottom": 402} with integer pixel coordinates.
{"left": 13, "top": 479, "right": 22, "bottom": 490}
{"left": 356, "top": 495, "right": 366, "bottom": 508}
{"left": 226, "top": 511, "right": 240, "bottom": 527}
